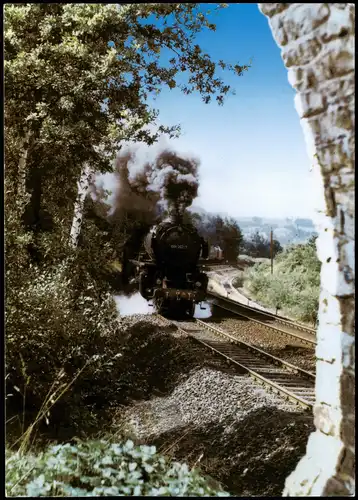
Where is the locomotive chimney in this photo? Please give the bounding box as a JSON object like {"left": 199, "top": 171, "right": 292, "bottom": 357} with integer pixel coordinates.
{"left": 168, "top": 207, "right": 183, "bottom": 225}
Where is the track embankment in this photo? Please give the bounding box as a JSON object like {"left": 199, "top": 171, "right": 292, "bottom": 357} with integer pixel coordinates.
{"left": 112, "top": 313, "right": 314, "bottom": 497}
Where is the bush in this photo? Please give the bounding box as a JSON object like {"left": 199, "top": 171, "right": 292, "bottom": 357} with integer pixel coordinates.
{"left": 5, "top": 257, "right": 125, "bottom": 444}
{"left": 243, "top": 240, "right": 320, "bottom": 324}
{"left": 6, "top": 439, "right": 229, "bottom": 497}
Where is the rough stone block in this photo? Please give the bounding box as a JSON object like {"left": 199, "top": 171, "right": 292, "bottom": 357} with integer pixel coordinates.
{"left": 258, "top": 3, "right": 290, "bottom": 18}
{"left": 315, "top": 359, "right": 342, "bottom": 407}
{"left": 288, "top": 45, "right": 354, "bottom": 92}
{"left": 283, "top": 431, "right": 345, "bottom": 496}
{"left": 320, "top": 7, "right": 354, "bottom": 43}
{"left": 316, "top": 45, "right": 355, "bottom": 81}
{"left": 338, "top": 442, "right": 356, "bottom": 473}
{"left": 339, "top": 369, "right": 355, "bottom": 413}
{"left": 316, "top": 324, "right": 342, "bottom": 363}
{"left": 270, "top": 4, "right": 330, "bottom": 46}
{"left": 335, "top": 198, "right": 355, "bottom": 228}
{"left": 314, "top": 404, "right": 342, "bottom": 437}
{"left": 327, "top": 172, "right": 353, "bottom": 190}
{"left": 316, "top": 238, "right": 350, "bottom": 295}
{"left": 305, "top": 109, "right": 353, "bottom": 149}
{"left": 320, "top": 257, "right": 355, "bottom": 297}
{"left": 340, "top": 302, "right": 355, "bottom": 338}
{"left": 295, "top": 89, "right": 327, "bottom": 118}
{"left": 320, "top": 73, "right": 355, "bottom": 106}
{"left": 287, "top": 65, "right": 318, "bottom": 92}
{"left": 315, "top": 138, "right": 353, "bottom": 174}
{"left": 324, "top": 476, "right": 353, "bottom": 496}
{"left": 340, "top": 414, "right": 355, "bottom": 448}
{"left": 318, "top": 289, "right": 341, "bottom": 323}
{"left": 282, "top": 36, "right": 323, "bottom": 67}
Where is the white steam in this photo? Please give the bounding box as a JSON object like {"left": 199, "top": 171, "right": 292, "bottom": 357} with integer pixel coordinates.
{"left": 114, "top": 293, "right": 156, "bottom": 316}
{"left": 194, "top": 302, "right": 212, "bottom": 319}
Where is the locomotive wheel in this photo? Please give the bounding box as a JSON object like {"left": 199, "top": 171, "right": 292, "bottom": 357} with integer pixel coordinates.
{"left": 157, "top": 298, "right": 171, "bottom": 317}
{"left": 158, "top": 299, "right": 196, "bottom": 320}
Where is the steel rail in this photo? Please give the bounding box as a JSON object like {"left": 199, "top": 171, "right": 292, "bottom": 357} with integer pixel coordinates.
{"left": 207, "top": 293, "right": 317, "bottom": 347}
{"left": 157, "top": 314, "right": 315, "bottom": 410}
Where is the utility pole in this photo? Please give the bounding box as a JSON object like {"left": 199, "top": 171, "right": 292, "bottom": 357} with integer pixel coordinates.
{"left": 270, "top": 227, "right": 274, "bottom": 275}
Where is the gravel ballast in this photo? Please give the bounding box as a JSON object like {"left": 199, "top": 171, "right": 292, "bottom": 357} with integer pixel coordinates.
{"left": 205, "top": 309, "right": 316, "bottom": 373}
{"left": 112, "top": 313, "right": 314, "bottom": 497}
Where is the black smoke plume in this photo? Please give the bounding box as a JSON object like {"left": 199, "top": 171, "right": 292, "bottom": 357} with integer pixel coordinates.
{"left": 146, "top": 150, "right": 200, "bottom": 217}
{"left": 111, "top": 148, "right": 200, "bottom": 229}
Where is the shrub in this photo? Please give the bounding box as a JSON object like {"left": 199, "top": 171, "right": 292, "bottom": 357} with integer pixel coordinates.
{"left": 5, "top": 257, "right": 125, "bottom": 444}
{"left": 242, "top": 241, "right": 320, "bottom": 324}
{"left": 6, "top": 439, "right": 229, "bottom": 497}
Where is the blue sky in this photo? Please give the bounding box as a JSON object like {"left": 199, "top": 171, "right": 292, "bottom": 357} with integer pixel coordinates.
{"left": 102, "top": 3, "right": 319, "bottom": 220}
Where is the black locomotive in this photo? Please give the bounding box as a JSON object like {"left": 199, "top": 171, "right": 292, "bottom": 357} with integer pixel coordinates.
{"left": 122, "top": 213, "right": 209, "bottom": 318}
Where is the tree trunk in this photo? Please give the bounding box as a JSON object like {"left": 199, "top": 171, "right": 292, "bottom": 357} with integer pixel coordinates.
{"left": 16, "top": 130, "right": 32, "bottom": 221}
{"left": 69, "top": 164, "right": 95, "bottom": 248}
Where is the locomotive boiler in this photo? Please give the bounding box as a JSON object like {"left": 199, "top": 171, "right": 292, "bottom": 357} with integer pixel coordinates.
{"left": 123, "top": 214, "right": 209, "bottom": 318}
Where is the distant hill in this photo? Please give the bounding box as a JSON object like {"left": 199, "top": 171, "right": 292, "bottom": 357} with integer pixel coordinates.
{"left": 189, "top": 206, "right": 317, "bottom": 247}
{"left": 235, "top": 217, "right": 317, "bottom": 246}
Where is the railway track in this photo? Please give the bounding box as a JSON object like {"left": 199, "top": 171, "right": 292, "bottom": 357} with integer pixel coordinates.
{"left": 205, "top": 266, "right": 234, "bottom": 273}
{"left": 207, "top": 292, "right": 317, "bottom": 348}
{"left": 158, "top": 315, "right": 316, "bottom": 410}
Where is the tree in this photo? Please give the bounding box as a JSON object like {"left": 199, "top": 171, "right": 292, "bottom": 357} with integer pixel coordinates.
{"left": 220, "top": 217, "right": 243, "bottom": 262}
{"left": 5, "top": 3, "right": 250, "bottom": 264}
{"left": 190, "top": 213, "right": 242, "bottom": 262}
{"left": 307, "top": 234, "right": 318, "bottom": 248}
{"left": 242, "top": 231, "right": 282, "bottom": 258}
{"left": 272, "top": 238, "right": 283, "bottom": 257}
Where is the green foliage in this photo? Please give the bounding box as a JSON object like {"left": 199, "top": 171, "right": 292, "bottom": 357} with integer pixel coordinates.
{"left": 241, "top": 231, "right": 282, "bottom": 258}
{"left": 5, "top": 259, "right": 125, "bottom": 439}
{"left": 243, "top": 239, "right": 321, "bottom": 324}
{"left": 6, "top": 439, "right": 229, "bottom": 497}
{"left": 5, "top": 3, "right": 249, "bottom": 160}
{"left": 5, "top": 3, "right": 249, "bottom": 261}
{"left": 191, "top": 213, "right": 243, "bottom": 262}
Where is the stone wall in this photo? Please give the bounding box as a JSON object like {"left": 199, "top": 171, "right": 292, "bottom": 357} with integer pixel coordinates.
{"left": 258, "top": 3, "right": 355, "bottom": 496}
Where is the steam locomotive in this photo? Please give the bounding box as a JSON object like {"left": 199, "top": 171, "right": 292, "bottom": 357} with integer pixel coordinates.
{"left": 122, "top": 214, "right": 209, "bottom": 318}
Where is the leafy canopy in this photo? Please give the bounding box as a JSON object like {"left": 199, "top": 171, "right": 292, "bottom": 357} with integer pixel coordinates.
{"left": 5, "top": 3, "right": 249, "bottom": 177}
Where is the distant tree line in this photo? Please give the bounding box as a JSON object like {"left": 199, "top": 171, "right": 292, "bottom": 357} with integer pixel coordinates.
{"left": 241, "top": 231, "right": 283, "bottom": 259}
{"left": 184, "top": 212, "right": 243, "bottom": 263}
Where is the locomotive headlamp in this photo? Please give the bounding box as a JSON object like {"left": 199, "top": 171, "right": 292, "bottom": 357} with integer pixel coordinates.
{"left": 156, "top": 279, "right": 161, "bottom": 284}
{"left": 195, "top": 281, "right": 202, "bottom": 287}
